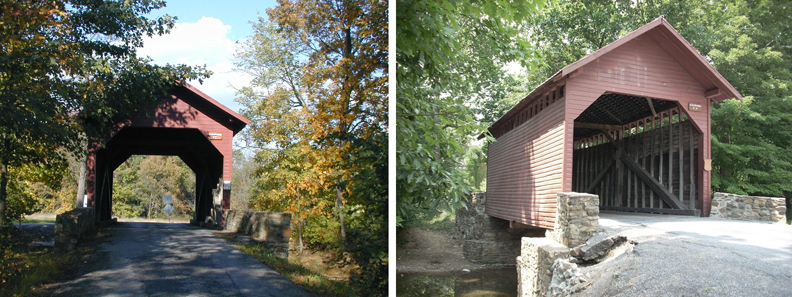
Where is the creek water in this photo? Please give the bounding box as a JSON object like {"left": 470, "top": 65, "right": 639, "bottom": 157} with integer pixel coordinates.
{"left": 396, "top": 267, "right": 517, "bottom": 296}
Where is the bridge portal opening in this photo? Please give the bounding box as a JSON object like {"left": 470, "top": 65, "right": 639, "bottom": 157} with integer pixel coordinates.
{"left": 85, "top": 84, "right": 250, "bottom": 227}
{"left": 571, "top": 94, "right": 702, "bottom": 215}
{"left": 113, "top": 154, "right": 197, "bottom": 221}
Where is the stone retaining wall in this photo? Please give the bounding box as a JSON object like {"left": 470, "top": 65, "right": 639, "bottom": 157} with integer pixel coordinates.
{"left": 224, "top": 210, "right": 292, "bottom": 258}
{"left": 456, "top": 193, "right": 544, "bottom": 264}
{"left": 711, "top": 192, "right": 786, "bottom": 223}
{"left": 55, "top": 207, "right": 95, "bottom": 251}
{"left": 548, "top": 192, "right": 600, "bottom": 247}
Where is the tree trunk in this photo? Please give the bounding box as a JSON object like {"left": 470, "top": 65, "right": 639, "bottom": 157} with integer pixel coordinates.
{"left": 75, "top": 151, "right": 87, "bottom": 208}
{"left": 336, "top": 187, "right": 346, "bottom": 241}
{"left": 298, "top": 219, "right": 304, "bottom": 254}
{"left": 0, "top": 147, "right": 8, "bottom": 225}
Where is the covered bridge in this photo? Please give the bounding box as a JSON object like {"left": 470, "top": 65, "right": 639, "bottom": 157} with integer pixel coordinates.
{"left": 85, "top": 83, "right": 249, "bottom": 225}
{"left": 484, "top": 17, "right": 741, "bottom": 229}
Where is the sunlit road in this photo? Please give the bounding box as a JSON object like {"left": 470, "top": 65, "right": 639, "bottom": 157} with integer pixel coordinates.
{"left": 49, "top": 222, "right": 311, "bottom": 297}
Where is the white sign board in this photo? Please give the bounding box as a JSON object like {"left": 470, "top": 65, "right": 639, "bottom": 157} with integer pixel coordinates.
{"left": 162, "top": 195, "right": 172, "bottom": 205}
{"left": 163, "top": 204, "right": 174, "bottom": 215}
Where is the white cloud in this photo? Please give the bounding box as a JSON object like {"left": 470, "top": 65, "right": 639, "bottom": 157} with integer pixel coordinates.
{"left": 137, "top": 17, "right": 252, "bottom": 111}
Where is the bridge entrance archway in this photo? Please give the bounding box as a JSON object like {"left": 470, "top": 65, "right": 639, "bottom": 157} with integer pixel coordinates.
{"left": 85, "top": 84, "right": 249, "bottom": 226}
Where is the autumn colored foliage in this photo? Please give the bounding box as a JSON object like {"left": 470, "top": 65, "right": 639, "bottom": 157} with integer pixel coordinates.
{"left": 234, "top": 0, "right": 387, "bottom": 294}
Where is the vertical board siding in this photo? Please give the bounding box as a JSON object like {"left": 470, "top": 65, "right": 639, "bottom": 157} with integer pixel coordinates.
{"left": 486, "top": 98, "right": 565, "bottom": 229}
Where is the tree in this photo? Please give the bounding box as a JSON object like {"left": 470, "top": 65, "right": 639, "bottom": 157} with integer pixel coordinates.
{"left": 396, "top": 0, "right": 544, "bottom": 224}
{"left": 235, "top": 0, "right": 388, "bottom": 294}
{"left": 112, "top": 155, "right": 195, "bottom": 219}
{"left": 231, "top": 149, "right": 255, "bottom": 211}
{"left": 0, "top": 0, "right": 209, "bottom": 224}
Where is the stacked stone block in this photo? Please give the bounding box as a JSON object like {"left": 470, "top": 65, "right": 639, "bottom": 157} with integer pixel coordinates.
{"left": 549, "top": 192, "right": 600, "bottom": 247}
{"left": 224, "top": 210, "right": 292, "bottom": 259}
{"left": 711, "top": 192, "right": 787, "bottom": 223}
{"left": 516, "top": 237, "right": 570, "bottom": 297}
{"left": 55, "top": 207, "right": 95, "bottom": 251}
{"left": 456, "top": 193, "right": 544, "bottom": 264}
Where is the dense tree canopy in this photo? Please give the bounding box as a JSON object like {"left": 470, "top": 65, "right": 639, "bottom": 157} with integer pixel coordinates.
{"left": 0, "top": 0, "right": 209, "bottom": 224}
{"left": 396, "top": 0, "right": 543, "bottom": 223}
{"left": 234, "top": 0, "right": 387, "bottom": 294}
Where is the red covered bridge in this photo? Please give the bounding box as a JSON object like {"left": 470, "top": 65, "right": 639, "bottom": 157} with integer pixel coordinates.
{"left": 85, "top": 83, "right": 249, "bottom": 225}
{"left": 484, "top": 18, "right": 741, "bottom": 229}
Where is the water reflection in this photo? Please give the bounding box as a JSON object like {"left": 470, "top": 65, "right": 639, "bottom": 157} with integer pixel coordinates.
{"left": 397, "top": 268, "right": 517, "bottom": 296}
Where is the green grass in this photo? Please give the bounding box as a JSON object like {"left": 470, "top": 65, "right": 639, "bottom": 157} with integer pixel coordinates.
{"left": 1, "top": 249, "right": 73, "bottom": 296}
{"left": 235, "top": 242, "right": 357, "bottom": 297}
{"left": 20, "top": 218, "right": 55, "bottom": 225}
{"left": 406, "top": 210, "right": 456, "bottom": 231}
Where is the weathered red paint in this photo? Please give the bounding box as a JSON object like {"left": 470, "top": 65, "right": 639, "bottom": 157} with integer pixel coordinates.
{"left": 85, "top": 83, "right": 249, "bottom": 214}
{"left": 486, "top": 18, "right": 741, "bottom": 228}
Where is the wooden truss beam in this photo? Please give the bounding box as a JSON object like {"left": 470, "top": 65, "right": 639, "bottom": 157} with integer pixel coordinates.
{"left": 584, "top": 150, "right": 621, "bottom": 193}
{"left": 598, "top": 129, "right": 688, "bottom": 210}
{"left": 645, "top": 97, "right": 657, "bottom": 116}
{"left": 574, "top": 122, "right": 622, "bottom": 131}
{"left": 619, "top": 152, "right": 687, "bottom": 210}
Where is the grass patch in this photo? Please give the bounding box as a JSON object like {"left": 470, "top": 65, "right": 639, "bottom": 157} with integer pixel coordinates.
{"left": 1, "top": 226, "right": 94, "bottom": 297}
{"left": 20, "top": 218, "right": 55, "bottom": 225}
{"left": 235, "top": 242, "right": 357, "bottom": 297}
{"left": 1, "top": 249, "right": 72, "bottom": 296}
{"left": 405, "top": 210, "right": 456, "bottom": 231}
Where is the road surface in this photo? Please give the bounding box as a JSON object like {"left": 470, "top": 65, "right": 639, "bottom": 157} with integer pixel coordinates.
{"left": 48, "top": 222, "right": 311, "bottom": 297}
{"left": 579, "top": 212, "right": 792, "bottom": 296}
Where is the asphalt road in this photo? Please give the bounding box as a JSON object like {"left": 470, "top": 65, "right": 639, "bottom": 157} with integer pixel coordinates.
{"left": 579, "top": 212, "right": 792, "bottom": 296}
{"left": 48, "top": 222, "right": 311, "bottom": 297}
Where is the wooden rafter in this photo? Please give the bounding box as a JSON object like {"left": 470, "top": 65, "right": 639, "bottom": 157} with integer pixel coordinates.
{"left": 598, "top": 106, "right": 623, "bottom": 123}
{"left": 645, "top": 97, "right": 657, "bottom": 116}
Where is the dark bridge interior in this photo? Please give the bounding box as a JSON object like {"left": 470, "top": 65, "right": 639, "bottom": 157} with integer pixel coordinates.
{"left": 92, "top": 127, "right": 224, "bottom": 223}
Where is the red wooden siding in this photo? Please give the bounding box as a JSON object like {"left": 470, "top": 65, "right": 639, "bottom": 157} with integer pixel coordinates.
{"left": 563, "top": 34, "right": 713, "bottom": 215}
{"left": 486, "top": 98, "right": 565, "bottom": 229}
{"left": 129, "top": 95, "right": 234, "bottom": 181}
{"left": 485, "top": 17, "right": 741, "bottom": 227}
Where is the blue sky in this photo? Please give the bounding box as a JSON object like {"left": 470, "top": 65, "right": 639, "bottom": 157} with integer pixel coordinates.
{"left": 139, "top": 0, "right": 280, "bottom": 113}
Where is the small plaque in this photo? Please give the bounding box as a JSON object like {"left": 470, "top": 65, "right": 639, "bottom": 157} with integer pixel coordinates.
{"left": 208, "top": 133, "right": 223, "bottom": 140}
{"left": 689, "top": 103, "right": 702, "bottom": 112}
{"left": 704, "top": 159, "right": 712, "bottom": 172}
{"left": 162, "top": 195, "right": 172, "bottom": 205}
{"left": 223, "top": 181, "right": 231, "bottom": 190}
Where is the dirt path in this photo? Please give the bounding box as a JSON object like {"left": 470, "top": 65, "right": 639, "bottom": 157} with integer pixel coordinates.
{"left": 396, "top": 228, "right": 510, "bottom": 273}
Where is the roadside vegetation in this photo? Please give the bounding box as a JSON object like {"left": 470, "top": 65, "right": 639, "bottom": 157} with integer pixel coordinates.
{"left": 397, "top": 0, "right": 792, "bottom": 227}
{"left": 0, "top": 225, "right": 96, "bottom": 297}
{"left": 229, "top": 1, "right": 388, "bottom": 295}
{"left": 235, "top": 242, "right": 358, "bottom": 297}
